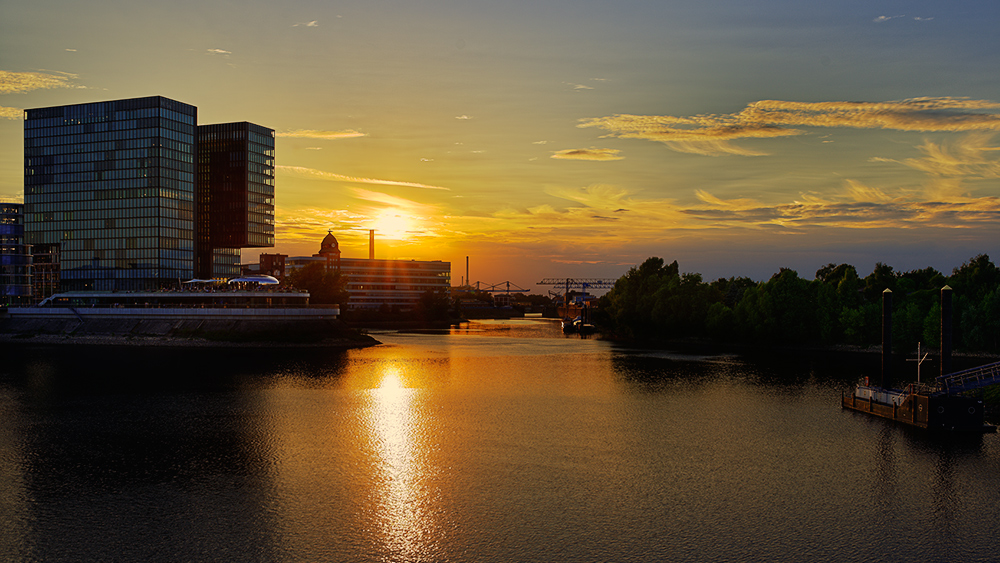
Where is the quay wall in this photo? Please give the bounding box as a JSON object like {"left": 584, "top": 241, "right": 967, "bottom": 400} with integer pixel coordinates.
{"left": 4, "top": 306, "right": 339, "bottom": 321}
{"left": 0, "top": 306, "right": 372, "bottom": 346}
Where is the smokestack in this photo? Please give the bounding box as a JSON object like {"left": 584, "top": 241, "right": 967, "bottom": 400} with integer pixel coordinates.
{"left": 941, "top": 285, "right": 953, "bottom": 377}
{"left": 369, "top": 229, "right": 375, "bottom": 260}
{"left": 466, "top": 256, "right": 469, "bottom": 288}
{"left": 882, "top": 288, "right": 892, "bottom": 389}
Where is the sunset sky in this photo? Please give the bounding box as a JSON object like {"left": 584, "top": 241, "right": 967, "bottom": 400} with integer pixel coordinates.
{"left": 3, "top": 0, "right": 1000, "bottom": 291}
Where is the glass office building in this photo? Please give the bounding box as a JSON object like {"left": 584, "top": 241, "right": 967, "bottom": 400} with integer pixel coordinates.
{"left": 196, "top": 122, "right": 275, "bottom": 279}
{"left": 23, "top": 96, "right": 275, "bottom": 293}
{"left": 0, "top": 203, "right": 33, "bottom": 304}
{"left": 24, "top": 96, "right": 198, "bottom": 291}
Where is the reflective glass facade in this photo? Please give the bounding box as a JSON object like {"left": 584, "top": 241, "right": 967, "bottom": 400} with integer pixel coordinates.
{"left": 24, "top": 96, "right": 197, "bottom": 291}
{"left": 0, "top": 203, "right": 32, "bottom": 303}
{"left": 24, "top": 97, "right": 275, "bottom": 291}
{"left": 197, "top": 122, "right": 275, "bottom": 279}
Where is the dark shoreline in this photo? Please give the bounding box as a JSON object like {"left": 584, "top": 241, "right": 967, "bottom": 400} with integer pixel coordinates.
{"left": 0, "top": 332, "right": 381, "bottom": 348}
{"left": 606, "top": 334, "right": 1000, "bottom": 361}
{"left": 0, "top": 312, "right": 381, "bottom": 348}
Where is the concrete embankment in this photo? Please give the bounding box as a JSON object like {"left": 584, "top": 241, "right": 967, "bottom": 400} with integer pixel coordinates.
{"left": 0, "top": 307, "right": 378, "bottom": 347}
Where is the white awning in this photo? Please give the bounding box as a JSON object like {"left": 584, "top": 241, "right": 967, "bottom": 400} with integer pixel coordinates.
{"left": 227, "top": 275, "right": 280, "bottom": 285}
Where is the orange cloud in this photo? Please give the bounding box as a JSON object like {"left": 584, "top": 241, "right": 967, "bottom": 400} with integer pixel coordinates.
{"left": 685, "top": 180, "right": 1000, "bottom": 231}
{"left": 843, "top": 179, "right": 893, "bottom": 203}
{"left": 277, "top": 129, "right": 367, "bottom": 140}
{"left": 0, "top": 106, "right": 22, "bottom": 120}
{"left": 0, "top": 70, "right": 79, "bottom": 94}
{"left": 580, "top": 97, "right": 1000, "bottom": 156}
{"left": 694, "top": 189, "right": 762, "bottom": 209}
{"left": 901, "top": 134, "right": 1000, "bottom": 179}
{"left": 470, "top": 175, "right": 1000, "bottom": 247}
{"left": 551, "top": 148, "right": 624, "bottom": 161}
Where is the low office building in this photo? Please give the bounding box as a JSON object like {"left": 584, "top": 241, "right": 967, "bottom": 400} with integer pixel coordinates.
{"left": 254, "top": 232, "right": 451, "bottom": 311}
{"left": 0, "top": 203, "right": 33, "bottom": 305}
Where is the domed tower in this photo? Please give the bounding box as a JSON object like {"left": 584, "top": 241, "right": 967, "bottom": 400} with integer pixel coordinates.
{"left": 314, "top": 230, "right": 341, "bottom": 271}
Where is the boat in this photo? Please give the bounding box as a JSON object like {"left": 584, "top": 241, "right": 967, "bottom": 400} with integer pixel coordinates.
{"left": 842, "top": 373, "right": 997, "bottom": 433}
{"left": 842, "top": 287, "right": 997, "bottom": 433}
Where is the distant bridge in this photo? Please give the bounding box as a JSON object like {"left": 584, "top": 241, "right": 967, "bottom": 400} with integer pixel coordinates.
{"left": 537, "top": 278, "right": 617, "bottom": 289}
{"left": 466, "top": 281, "right": 530, "bottom": 293}
{"left": 537, "top": 278, "right": 617, "bottom": 299}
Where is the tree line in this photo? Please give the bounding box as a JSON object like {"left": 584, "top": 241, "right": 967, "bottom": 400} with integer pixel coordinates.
{"left": 595, "top": 254, "right": 1000, "bottom": 353}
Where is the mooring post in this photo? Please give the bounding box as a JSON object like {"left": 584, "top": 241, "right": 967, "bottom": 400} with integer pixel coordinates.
{"left": 882, "top": 289, "right": 892, "bottom": 389}
{"left": 941, "top": 285, "right": 953, "bottom": 377}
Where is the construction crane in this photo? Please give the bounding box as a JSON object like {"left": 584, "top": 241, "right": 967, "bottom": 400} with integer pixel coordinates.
{"left": 537, "top": 278, "right": 617, "bottom": 307}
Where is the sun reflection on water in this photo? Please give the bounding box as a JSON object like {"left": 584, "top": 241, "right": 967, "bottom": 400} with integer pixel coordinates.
{"left": 367, "top": 362, "right": 438, "bottom": 560}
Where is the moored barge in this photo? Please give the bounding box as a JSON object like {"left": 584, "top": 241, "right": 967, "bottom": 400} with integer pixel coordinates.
{"left": 842, "top": 379, "right": 995, "bottom": 433}
{"left": 841, "top": 286, "right": 997, "bottom": 433}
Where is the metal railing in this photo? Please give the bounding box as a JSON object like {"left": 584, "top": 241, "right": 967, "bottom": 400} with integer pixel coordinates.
{"left": 936, "top": 361, "right": 1000, "bottom": 395}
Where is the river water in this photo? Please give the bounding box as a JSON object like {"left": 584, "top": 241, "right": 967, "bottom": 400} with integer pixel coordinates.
{"left": 1, "top": 318, "right": 998, "bottom": 562}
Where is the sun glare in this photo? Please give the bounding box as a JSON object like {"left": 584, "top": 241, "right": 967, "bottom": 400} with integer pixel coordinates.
{"left": 372, "top": 209, "right": 416, "bottom": 240}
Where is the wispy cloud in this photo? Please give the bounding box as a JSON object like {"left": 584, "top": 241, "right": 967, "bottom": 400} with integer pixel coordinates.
{"left": 521, "top": 180, "right": 1000, "bottom": 237}
{"left": 869, "top": 133, "right": 1000, "bottom": 202}
{"left": 842, "top": 179, "right": 893, "bottom": 203}
{"left": 580, "top": 98, "right": 1000, "bottom": 156}
{"left": 350, "top": 188, "right": 438, "bottom": 212}
{"left": 674, "top": 134, "right": 1000, "bottom": 230}
{"left": 467, "top": 133, "right": 1000, "bottom": 246}
{"left": 874, "top": 15, "right": 906, "bottom": 23}
{"left": 293, "top": 20, "right": 319, "bottom": 27}
{"left": 278, "top": 165, "right": 449, "bottom": 190}
{"left": 545, "top": 184, "right": 636, "bottom": 211}
{"left": 901, "top": 134, "right": 1000, "bottom": 179}
{"left": 455, "top": 115, "right": 472, "bottom": 120}
{"left": 277, "top": 129, "right": 367, "bottom": 140}
{"left": 551, "top": 148, "right": 624, "bottom": 161}
{"left": 694, "top": 190, "right": 763, "bottom": 209}
{"left": 276, "top": 191, "right": 440, "bottom": 244}
{"left": 682, "top": 187, "right": 1000, "bottom": 231}
{"left": 0, "top": 70, "right": 79, "bottom": 94}
{"left": 206, "top": 48, "right": 231, "bottom": 56}
{"left": 275, "top": 208, "right": 366, "bottom": 243}
{"left": 0, "top": 106, "right": 23, "bottom": 120}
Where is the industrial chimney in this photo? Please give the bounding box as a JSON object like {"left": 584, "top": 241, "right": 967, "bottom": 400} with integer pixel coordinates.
{"left": 369, "top": 229, "right": 375, "bottom": 260}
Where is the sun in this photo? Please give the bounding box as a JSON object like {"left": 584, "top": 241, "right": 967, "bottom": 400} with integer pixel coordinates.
{"left": 372, "top": 209, "right": 416, "bottom": 240}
